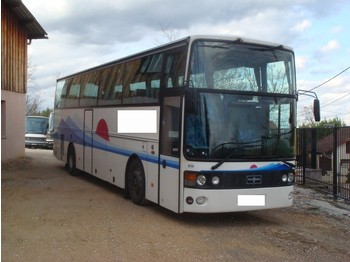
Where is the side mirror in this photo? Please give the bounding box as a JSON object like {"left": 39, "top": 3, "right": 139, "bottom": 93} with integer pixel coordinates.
{"left": 313, "top": 99, "right": 321, "bottom": 122}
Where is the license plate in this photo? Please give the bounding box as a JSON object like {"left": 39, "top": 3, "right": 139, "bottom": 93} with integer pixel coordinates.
{"left": 238, "top": 195, "right": 265, "bottom": 206}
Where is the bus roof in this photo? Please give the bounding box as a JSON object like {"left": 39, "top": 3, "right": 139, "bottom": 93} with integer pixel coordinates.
{"left": 57, "top": 35, "right": 293, "bottom": 81}
{"left": 189, "top": 35, "right": 293, "bottom": 50}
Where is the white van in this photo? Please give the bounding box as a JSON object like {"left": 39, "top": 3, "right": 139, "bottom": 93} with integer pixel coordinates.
{"left": 25, "top": 116, "right": 51, "bottom": 148}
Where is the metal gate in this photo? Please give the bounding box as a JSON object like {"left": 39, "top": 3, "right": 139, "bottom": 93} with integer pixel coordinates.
{"left": 296, "top": 127, "right": 350, "bottom": 200}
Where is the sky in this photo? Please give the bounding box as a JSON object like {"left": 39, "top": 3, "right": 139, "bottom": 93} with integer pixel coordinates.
{"left": 23, "top": 0, "right": 350, "bottom": 125}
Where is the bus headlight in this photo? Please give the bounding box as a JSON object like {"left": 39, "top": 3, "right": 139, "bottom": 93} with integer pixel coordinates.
{"left": 288, "top": 173, "right": 294, "bottom": 183}
{"left": 282, "top": 174, "right": 288, "bottom": 183}
{"left": 196, "top": 175, "right": 206, "bottom": 186}
{"left": 212, "top": 176, "right": 220, "bottom": 185}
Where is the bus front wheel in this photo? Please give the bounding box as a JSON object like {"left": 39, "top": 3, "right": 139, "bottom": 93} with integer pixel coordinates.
{"left": 67, "top": 145, "right": 78, "bottom": 176}
{"left": 127, "top": 160, "right": 146, "bottom": 205}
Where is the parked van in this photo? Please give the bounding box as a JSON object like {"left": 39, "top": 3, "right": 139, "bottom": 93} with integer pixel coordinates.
{"left": 25, "top": 116, "right": 52, "bottom": 149}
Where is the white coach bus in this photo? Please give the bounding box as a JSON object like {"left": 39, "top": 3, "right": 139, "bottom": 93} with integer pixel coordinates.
{"left": 53, "top": 35, "right": 300, "bottom": 213}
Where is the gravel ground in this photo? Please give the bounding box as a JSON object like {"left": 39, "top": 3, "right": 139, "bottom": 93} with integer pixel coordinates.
{"left": 2, "top": 149, "right": 350, "bottom": 262}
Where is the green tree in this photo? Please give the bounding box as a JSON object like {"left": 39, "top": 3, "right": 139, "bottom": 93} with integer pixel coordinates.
{"left": 39, "top": 107, "right": 53, "bottom": 117}
{"left": 299, "top": 116, "right": 346, "bottom": 140}
{"left": 299, "top": 117, "right": 346, "bottom": 128}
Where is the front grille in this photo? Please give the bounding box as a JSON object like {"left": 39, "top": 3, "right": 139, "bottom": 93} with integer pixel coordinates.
{"left": 27, "top": 137, "right": 46, "bottom": 141}
{"left": 198, "top": 170, "right": 293, "bottom": 189}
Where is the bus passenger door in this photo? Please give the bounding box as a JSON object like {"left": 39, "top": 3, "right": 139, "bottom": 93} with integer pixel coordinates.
{"left": 83, "top": 109, "right": 93, "bottom": 174}
{"left": 159, "top": 96, "right": 181, "bottom": 213}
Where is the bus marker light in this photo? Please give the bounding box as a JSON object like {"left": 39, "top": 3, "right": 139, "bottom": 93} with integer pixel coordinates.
{"left": 184, "top": 172, "right": 197, "bottom": 187}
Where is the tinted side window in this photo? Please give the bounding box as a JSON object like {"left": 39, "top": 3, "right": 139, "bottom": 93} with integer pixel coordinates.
{"left": 55, "top": 80, "right": 67, "bottom": 108}
{"left": 65, "top": 76, "right": 83, "bottom": 108}
{"left": 80, "top": 71, "right": 100, "bottom": 107}
{"left": 98, "top": 64, "right": 124, "bottom": 106}
{"left": 164, "top": 47, "right": 186, "bottom": 88}
{"left": 123, "top": 54, "right": 163, "bottom": 104}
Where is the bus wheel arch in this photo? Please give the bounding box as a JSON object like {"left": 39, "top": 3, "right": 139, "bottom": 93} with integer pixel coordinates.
{"left": 66, "top": 143, "right": 78, "bottom": 176}
{"left": 125, "top": 155, "right": 147, "bottom": 205}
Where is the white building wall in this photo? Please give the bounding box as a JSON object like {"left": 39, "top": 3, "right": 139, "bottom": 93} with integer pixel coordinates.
{"left": 1, "top": 90, "right": 26, "bottom": 161}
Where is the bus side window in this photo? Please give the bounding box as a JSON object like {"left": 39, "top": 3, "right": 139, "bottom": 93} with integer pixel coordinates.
{"left": 124, "top": 54, "right": 163, "bottom": 104}
{"left": 164, "top": 48, "right": 186, "bottom": 88}
{"left": 80, "top": 71, "right": 100, "bottom": 107}
{"left": 123, "top": 59, "right": 142, "bottom": 104}
{"left": 161, "top": 97, "right": 181, "bottom": 157}
{"left": 55, "top": 79, "right": 68, "bottom": 108}
{"left": 65, "top": 83, "right": 81, "bottom": 108}
{"left": 98, "top": 64, "right": 124, "bottom": 106}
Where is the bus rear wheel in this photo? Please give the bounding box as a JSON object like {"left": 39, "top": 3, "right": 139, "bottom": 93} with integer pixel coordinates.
{"left": 127, "top": 160, "right": 146, "bottom": 205}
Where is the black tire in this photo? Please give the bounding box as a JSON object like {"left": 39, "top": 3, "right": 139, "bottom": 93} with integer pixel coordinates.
{"left": 67, "top": 145, "right": 78, "bottom": 176}
{"left": 127, "top": 160, "right": 146, "bottom": 205}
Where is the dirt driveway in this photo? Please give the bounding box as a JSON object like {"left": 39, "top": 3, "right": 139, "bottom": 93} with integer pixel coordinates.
{"left": 2, "top": 149, "right": 350, "bottom": 262}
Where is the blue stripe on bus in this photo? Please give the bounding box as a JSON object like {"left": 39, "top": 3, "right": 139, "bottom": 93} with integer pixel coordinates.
{"left": 56, "top": 117, "right": 180, "bottom": 170}
{"left": 208, "top": 163, "right": 293, "bottom": 173}
{"left": 56, "top": 117, "right": 290, "bottom": 172}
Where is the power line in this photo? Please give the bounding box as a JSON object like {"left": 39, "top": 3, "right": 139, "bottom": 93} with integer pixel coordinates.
{"left": 321, "top": 92, "right": 350, "bottom": 108}
{"left": 308, "top": 66, "right": 350, "bottom": 92}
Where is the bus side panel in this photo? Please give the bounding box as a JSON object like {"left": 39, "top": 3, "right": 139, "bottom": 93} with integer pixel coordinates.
{"left": 92, "top": 108, "right": 118, "bottom": 182}
{"left": 83, "top": 109, "right": 93, "bottom": 174}
{"left": 70, "top": 110, "right": 84, "bottom": 172}
{"left": 91, "top": 107, "right": 160, "bottom": 204}
{"left": 54, "top": 109, "right": 84, "bottom": 171}
{"left": 142, "top": 142, "right": 159, "bottom": 204}
{"left": 53, "top": 109, "right": 62, "bottom": 161}
{"left": 159, "top": 155, "right": 180, "bottom": 212}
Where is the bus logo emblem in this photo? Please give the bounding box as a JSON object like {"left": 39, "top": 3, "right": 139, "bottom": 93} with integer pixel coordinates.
{"left": 246, "top": 175, "right": 262, "bottom": 185}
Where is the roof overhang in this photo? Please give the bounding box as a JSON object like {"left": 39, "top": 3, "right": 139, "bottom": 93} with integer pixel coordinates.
{"left": 4, "top": 0, "right": 48, "bottom": 40}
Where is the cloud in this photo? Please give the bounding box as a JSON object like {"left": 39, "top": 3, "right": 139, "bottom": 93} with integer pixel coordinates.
{"left": 313, "top": 40, "right": 340, "bottom": 63}
{"left": 292, "top": 19, "right": 311, "bottom": 32}
{"left": 22, "top": 0, "right": 350, "bottom": 120}
{"left": 319, "top": 40, "right": 340, "bottom": 53}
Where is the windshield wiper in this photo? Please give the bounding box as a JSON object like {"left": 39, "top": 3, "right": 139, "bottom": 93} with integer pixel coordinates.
{"left": 249, "top": 45, "right": 284, "bottom": 52}
{"left": 211, "top": 147, "right": 239, "bottom": 170}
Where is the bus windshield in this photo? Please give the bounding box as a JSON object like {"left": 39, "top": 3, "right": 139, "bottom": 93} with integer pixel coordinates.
{"left": 185, "top": 92, "right": 295, "bottom": 160}
{"left": 185, "top": 40, "right": 296, "bottom": 161}
{"left": 189, "top": 40, "right": 295, "bottom": 94}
